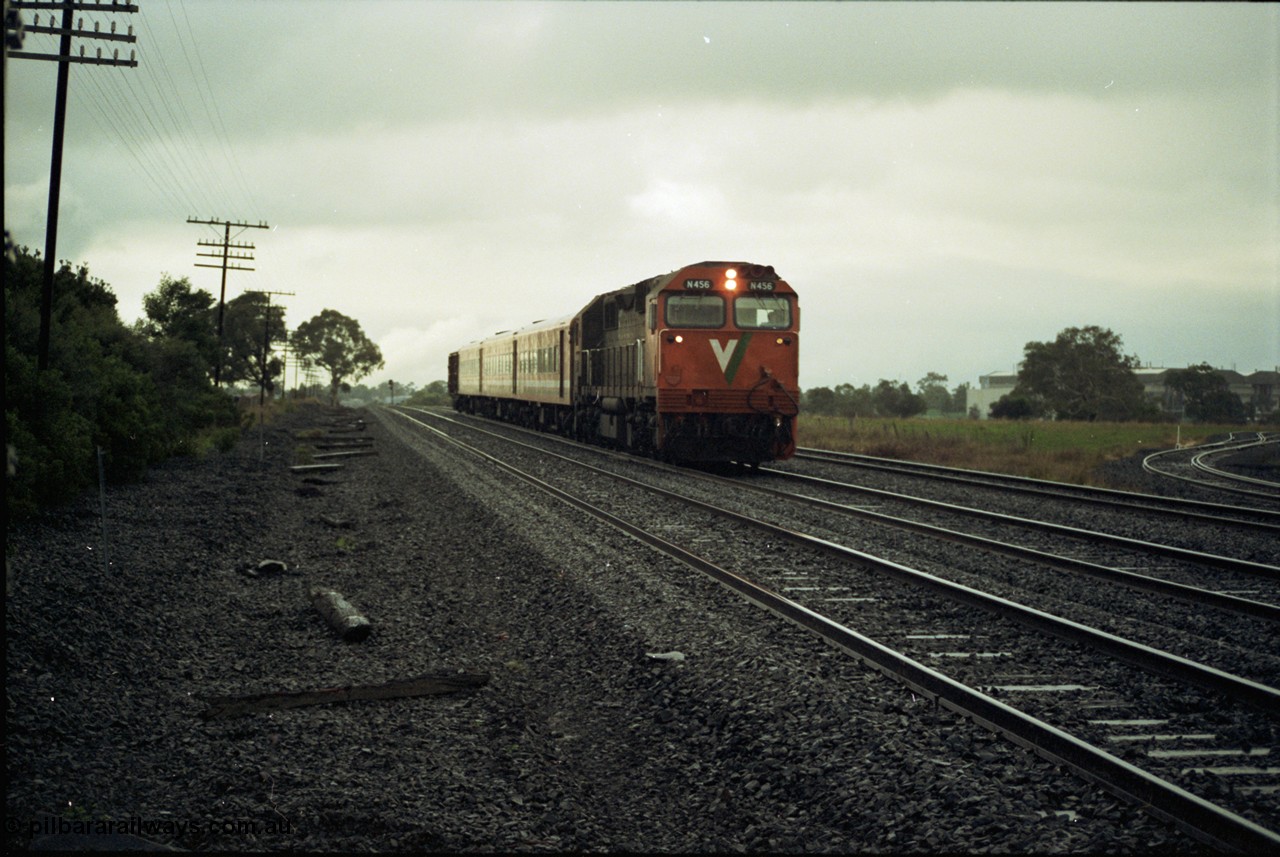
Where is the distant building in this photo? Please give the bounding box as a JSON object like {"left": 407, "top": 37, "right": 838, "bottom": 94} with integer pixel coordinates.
{"left": 966, "top": 366, "right": 1280, "bottom": 420}
{"left": 966, "top": 371, "right": 1019, "bottom": 420}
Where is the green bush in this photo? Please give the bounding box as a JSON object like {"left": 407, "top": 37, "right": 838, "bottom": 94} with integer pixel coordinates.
{"left": 4, "top": 247, "right": 242, "bottom": 518}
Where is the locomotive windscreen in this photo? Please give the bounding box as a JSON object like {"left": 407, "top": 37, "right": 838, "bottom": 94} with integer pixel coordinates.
{"left": 734, "top": 295, "right": 792, "bottom": 330}
{"left": 666, "top": 294, "right": 725, "bottom": 327}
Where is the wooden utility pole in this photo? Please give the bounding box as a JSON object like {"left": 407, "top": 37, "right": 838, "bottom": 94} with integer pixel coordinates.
{"left": 243, "top": 289, "right": 293, "bottom": 407}
{"left": 9, "top": 0, "right": 138, "bottom": 371}
{"left": 279, "top": 340, "right": 302, "bottom": 400}
{"left": 187, "top": 217, "right": 270, "bottom": 386}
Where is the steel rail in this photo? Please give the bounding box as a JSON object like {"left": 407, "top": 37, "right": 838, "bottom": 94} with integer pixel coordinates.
{"left": 396, "top": 407, "right": 1279, "bottom": 709}
{"left": 408, "top": 407, "right": 1280, "bottom": 618}
{"left": 762, "top": 466, "right": 1280, "bottom": 580}
{"left": 1144, "top": 440, "right": 1280, "bottom": 504}
{"left": 793, "top": 447, "right": 1280, "bottom": 528}
{"left": 677, "top": 464, "right": 1280, "bottom": 623}
{"left": 1192, "top": 439, "right": 1280, "bottom": 491}
{"left": 387, "top": 407, "right": 1280, "bottom": 853}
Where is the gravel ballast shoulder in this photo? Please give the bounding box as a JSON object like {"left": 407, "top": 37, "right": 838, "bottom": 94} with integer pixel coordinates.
{"left": 5, "top": 404, "right": 1209, "bottom": 852}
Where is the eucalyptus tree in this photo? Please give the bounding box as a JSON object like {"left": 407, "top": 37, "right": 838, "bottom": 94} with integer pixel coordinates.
{"left": 291, "top": 309, "right": 385, "bottom": 405}
{"left": 220, "top": 292, "right": 288, "bottom": 393}
{"left": 1014, "top": 326, "right": 1154, "bottom": 421}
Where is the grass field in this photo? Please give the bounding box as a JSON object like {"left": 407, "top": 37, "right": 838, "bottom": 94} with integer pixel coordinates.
{"left": 795, "top": 414, "right": 1273, "bottom": 486}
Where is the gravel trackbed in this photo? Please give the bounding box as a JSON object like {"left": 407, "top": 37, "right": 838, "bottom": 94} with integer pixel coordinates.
{"left": 4, "top": 404, "right": 1206, "bottom": 853}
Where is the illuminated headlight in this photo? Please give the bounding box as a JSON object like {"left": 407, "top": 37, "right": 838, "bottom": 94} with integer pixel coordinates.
{"left": 724, "top": 268, "right": 737, "bottom": 290}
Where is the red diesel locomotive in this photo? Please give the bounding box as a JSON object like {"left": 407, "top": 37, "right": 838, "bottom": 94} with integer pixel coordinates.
{"left": 447, "top": 261, "right": 800, "bottom": 464}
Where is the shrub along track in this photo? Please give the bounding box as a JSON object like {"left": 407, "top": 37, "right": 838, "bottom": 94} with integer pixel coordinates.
{"left": 5, "top": 403, "right": 1211, "bottom": 852}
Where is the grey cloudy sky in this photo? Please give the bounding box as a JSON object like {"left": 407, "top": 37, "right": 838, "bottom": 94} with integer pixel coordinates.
{"left": 5, "top": 1, "right": 1278, "bottom": 392}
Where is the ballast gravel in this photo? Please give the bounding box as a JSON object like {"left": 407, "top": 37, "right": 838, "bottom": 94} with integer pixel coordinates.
{"left": 5, "top": 404, "right": 1211, "bottom": 853}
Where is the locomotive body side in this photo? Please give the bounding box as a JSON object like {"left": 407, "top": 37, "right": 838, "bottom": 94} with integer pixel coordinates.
{"left": 570, "top": 273, "right": 668, "bottom": 454}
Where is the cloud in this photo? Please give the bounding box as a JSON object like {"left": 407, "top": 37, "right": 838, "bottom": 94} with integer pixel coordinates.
{"left": 628, "top": 179, "right": 727, "bottom": 228}
{"left": 156, "top": 3, "right": 1278, "bottom": 137}
{"left": 5, "top": 1, "right": 1275, "bottom": 394}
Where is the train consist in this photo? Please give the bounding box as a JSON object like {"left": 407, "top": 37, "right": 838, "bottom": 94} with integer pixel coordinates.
{"left": 447, "top": 261, "right": 800, "bottom": 464}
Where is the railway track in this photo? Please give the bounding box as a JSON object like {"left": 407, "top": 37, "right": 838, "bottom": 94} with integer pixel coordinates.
{"left": 388, "top": 406, "right": 1279, "bottom": 851}
{"left": 1142, "top": 433, "right": 1280, "bottom": 502}
{"left": 404, "top": 408, "right": 1280, "bottom": 667}
{"left": 750, "top": 462, "right": 1278, "bottom": 580}
{"left": 789, "top": 445, "right": 1280, "bottom": 525}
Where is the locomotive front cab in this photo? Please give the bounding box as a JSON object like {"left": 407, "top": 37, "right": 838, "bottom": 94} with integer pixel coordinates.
{"left": 652, "top": 263, "right": 800, "bottom": 463}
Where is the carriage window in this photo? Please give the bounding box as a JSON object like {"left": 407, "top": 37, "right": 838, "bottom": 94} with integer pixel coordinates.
{"left": 666, "top": 294, "right": 725, "bottom": 328}
{"left": 734, "top": 295, "right": 791, "bottom": 330}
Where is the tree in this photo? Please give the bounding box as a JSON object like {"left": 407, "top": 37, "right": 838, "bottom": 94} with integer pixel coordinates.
{"left": 1014, "top": 325, "right": 1153, "bottom": 421}
{"left": 837, "top": 383, "right": 876, "bottom": 419}
{"left": 803, "top": 386, "right": 836, "bottom": 415}
{"left": 872, "top": 379, "right": 925, "bottom": 418}
{"left": 5, "top": 246, "right": 235, "bottom": 516}
{"left": 1165, "top": 364, "right": 1245, "bottom": 423}
{"left": 220, "top": 292, "right": 287, "bottom": 392}
{"left": 406, "top": 380, "right": 448, "bottom": 407}
{"left": 134, "top": 275, "right": 237, "bottom": 444}
{"left": 916, "top": 372, "right": 951, "bottom": 414}
{"left": 990, "top": 394, "right": 1039, "bottom": 420}
{"left": 137, "top": 275, "right": 219, "bottom": 381}
{"left": 139, "top": 275, "right": 216, "bottom": 347}
{"left": 292, "top": 309, "right": 385, "bottom": 405}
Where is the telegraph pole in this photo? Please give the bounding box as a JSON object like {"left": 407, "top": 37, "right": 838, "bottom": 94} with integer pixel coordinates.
{"left": 280, "top": 339, "right": 301, "bottom": 400}
{"left": 9, "top": 0, "right": 138, "bottom": 370}
{"left": 243, "top": 289, "right": 293, "bottom": 408}
{"left": 187, "top": 217, "right": 270, "bottom": 386}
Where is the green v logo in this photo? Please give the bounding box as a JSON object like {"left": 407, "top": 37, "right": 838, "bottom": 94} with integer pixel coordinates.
{"left": 710, "top": 334, "right": 752, "bottom": 383}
